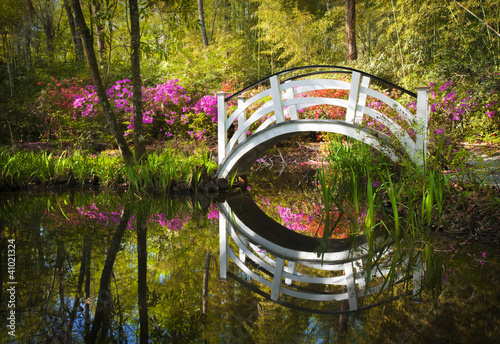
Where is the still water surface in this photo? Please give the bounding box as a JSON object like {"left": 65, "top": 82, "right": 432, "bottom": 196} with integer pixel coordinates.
{"left": 0, "top": 175, "right": 498, "bottom": 343}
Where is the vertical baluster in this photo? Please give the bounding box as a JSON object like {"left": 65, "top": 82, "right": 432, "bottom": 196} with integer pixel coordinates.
{"left": 237, "top": 96, "right": 247, "bottom": 144}
{"left": 284, "top": 261, "right": 296, "bottom": 285}
{"left": 284, "top": 82, "right": 298, "bottom": 120}
{"left": 345, "top": 71, "right": 362, "bottom": 124}
{"left": 219, "top": 214, "right": 228, "bottom": 280}
{"left": 239, "top": 236, "right": 247, "bottom": 263}
{"left": 354, "top": 76, "right": 371, "bottom": 124}
{"left": 217, "top": 92, "right": 228, "bottom": 164}
{"left": 270, "top": 75, "right": 285, "bottom": 123}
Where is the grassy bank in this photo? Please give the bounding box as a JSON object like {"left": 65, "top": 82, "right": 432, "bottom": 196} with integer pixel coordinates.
{"left": 0, "top": 141, "right": 218, "bottom": 193}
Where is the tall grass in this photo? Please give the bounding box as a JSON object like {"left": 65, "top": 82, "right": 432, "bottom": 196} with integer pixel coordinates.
{"left": 314, "top": 135, "right": 456, "bottom": 297}
{"left": 0, "top": 146, "right": 217, "bottom": 192}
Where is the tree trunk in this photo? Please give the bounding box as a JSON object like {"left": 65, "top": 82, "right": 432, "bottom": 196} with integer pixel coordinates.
{"left": 67, "top": 235, "right": 91, "bottom": 339}
{"left": 63, "top": 0, "right": 85, "bottom": 61}
{"left": 198, "top": 0, "right": 209, "bottom": 48}
{"left": 91, "top": 0, "right": 106, "bottom": 69}
{"left": 202, "top": 249, "right": 211, "bottom": 315}
{"left": 130, "top": 0, "right": 146, "bottom": 161}
{"left": 337, "top": 297, "right": 349, "bottom": 342}
{"left": 345, "top": 0, "right": 357, "bottom": 61}
{"left": 136, "top": 207, "right": 149, "bottom": 344}
{"left": 86, "top": 207, "right": 131, "bottom": 343}
{"left": 84, "top": 236, "right": 92, "bottom": 337}
{"left": 202, "top": 249, "right": 211, "bottom": 344}
{"left": 22, "top": 0, "right": 35, "bottom": 71}
{"left": 41, "top": 11, "right": 56, "bottom": 61}
{"left": 71, "top": 0, "right": 134, "bottom": 167}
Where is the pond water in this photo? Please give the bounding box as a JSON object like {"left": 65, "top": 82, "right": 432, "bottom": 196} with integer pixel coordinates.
{"left": 0, "top": 170, "right": 499, "bottom": 343}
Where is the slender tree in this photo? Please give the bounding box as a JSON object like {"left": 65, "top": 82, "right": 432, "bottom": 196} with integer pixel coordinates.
{"left": 37, "top": 0, "right": 59, "bottom": 61}
{"left": 345, "top": 0, "right": 357, "bottom": 61}
{"left": 136, "top": 207, "right": 149, "bottom": 343}
{"left": 86, "top": 207, "right": 132, "bottom": 343}
{"left": 198, "top": 0, "right": 209, "bottom": 47}
{"left": 71, "top": 0, "right": 134, "bottom": 167}
{"left": 130, "top": 0, "right": 146, "bottom": 161}
{"left": 63, "top": 0, "right": 85, "bottom": 61}
{"left": 91, "top": 0, "right": 106, "bottom": 68}
{"left": 22, "top": 0, "right": 35, "bottom": 71}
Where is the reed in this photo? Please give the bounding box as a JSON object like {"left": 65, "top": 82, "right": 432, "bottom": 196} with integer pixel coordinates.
{"left": 314, "top": 136, "right": 462, "bottom": 298}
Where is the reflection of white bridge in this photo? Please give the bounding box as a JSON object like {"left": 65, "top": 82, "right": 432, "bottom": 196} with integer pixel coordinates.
{"left": 219, "top": 193, "right": 424, "bottom": 313}
{"left": 217, "top": 66, "right": 429, "bottom": 178}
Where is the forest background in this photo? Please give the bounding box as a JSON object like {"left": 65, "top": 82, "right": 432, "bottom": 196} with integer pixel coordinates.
{"left": 0, "top": 0, "right": 499, "bottom": 164}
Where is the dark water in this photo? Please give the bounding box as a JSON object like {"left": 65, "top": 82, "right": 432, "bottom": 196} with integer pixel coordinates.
{"left": 0, "top": 179, "right": 499, "bottom": 343}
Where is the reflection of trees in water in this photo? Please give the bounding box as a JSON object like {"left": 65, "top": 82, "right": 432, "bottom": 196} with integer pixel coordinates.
{"left": 0, "top": 192, "right": 498, "bottom": 343}
{"left": 0, "top": 193, "right": 218, "bottom": 342}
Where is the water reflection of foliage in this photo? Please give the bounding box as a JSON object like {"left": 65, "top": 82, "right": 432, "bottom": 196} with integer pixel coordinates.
{"left": 0, "top": 192, "right": 221, "bottom": 342}
{"left": 351, "top": 239, "right": 499, "bottom": 344}
{"left": 0, "top": 190, "right": 498, "bottom": 342}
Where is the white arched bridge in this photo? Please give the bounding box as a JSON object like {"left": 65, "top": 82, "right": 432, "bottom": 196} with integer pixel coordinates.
{"left": 216, "top": 66, "right": 429, "bottom": 179}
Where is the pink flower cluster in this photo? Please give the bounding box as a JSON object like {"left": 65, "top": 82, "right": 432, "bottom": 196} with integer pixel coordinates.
{"left": 193, "top": 95, "right": 218, "bottom": 123}
{"left": 70, "top": 79, "right": 218, "bottom": 140}
{"left": 429, "top": 81, "right": 477, "bottom": 122}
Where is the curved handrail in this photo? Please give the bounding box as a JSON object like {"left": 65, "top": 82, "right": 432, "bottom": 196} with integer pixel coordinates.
{"left": 226, "top": 65, "right": 417, "bottom": 101}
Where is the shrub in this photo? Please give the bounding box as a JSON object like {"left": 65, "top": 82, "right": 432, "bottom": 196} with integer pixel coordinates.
{"left": 36, "top": 78, "right": 220, "bottom": 147}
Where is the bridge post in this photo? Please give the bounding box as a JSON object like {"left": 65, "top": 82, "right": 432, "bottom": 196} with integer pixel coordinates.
{"left": 345, "top": 263, "right": 358, "bottom": 311}
{"left": 237, "top": 96, "right": 247, "bottom": 144}
{"left": 345, "top": 71, "right": 362, "bottom": 124}
{"left": 271, "top": 257, "right": 285, "bottom": 301}
{"left": 415, "top": 86, "right": 429, "bottom": 164}
{"left": 412, "top": 258, "right": 424, "bottom": 297}
{"left": 219, "top": 216, "right": 228, "bottom": 280}
{"left": 217, "top": 92, "right": 228, "bottom": 164}
{"left": 354, "top": 76, "right": 371, "bottom": 124}
{"left": 270, "top": 75, "right": 285, "bottom": 123}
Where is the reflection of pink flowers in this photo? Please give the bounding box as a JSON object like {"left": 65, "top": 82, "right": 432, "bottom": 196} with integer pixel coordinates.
{"left": 478, "top": 251, "right": 488, "bottom": 266}
{"left": 150, "top": 213, "right": 189, "bottom": 231}
{"left": 277, "top": 205, "right": 309, "bottom": 231}
{"left": 77, "top": 203, "right": 193, "bottom": 231}
{"left": 207, "top": 205, "right": 219, "bottom": 222}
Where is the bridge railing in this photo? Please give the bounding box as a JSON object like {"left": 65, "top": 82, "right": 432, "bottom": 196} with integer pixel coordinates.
{"left": 217, "top": 66, "right": 429, "bottom": 165}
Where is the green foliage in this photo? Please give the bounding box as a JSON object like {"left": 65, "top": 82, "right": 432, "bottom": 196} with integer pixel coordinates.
{"left": 254, "top": 0, "right": 335, "bottom": 70}
{"left": 0, "top": 142, "right": 217, "bottom": 191}
{"left": 0, "top": 0, "right": 498, "bottom": 152}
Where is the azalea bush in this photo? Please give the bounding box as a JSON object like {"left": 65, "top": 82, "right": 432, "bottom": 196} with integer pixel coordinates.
{"left": 34, "top": 78, "right": 220, "bottom": 148}
{"left": 298, "top": 88, "right": 349, "bottom": 121}
{"left": 426, "top": 80, "right": 499, "bottom": 168}
{"left": 74, "top": 79, "right": 218, "bottom": 142}
{"left": 34, "top": 77, "right": 105, "bottom": 145}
